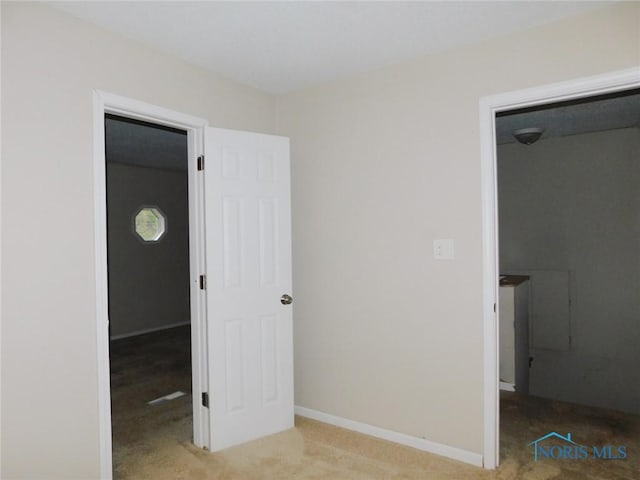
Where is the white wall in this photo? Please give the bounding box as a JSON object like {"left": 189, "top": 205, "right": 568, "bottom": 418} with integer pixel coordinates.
{"left": 1, "top": 3, "right": 276, "bottom": 478}
{"left": 107, "top": 163, "right": 190, "bottom": 339}
{"left": 277, "top": 2, "right": 640, "bottom": 457}
{"left": 498, "top": 128, "right": 640, "bottom": 414}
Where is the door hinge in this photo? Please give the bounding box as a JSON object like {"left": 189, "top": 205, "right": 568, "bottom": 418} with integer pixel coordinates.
{"left": 493, "top": 303, "right": 496, "bottom": 313}
{"left": 201, "top": 392, "right": 209, "bottom": 408}
{"left": 199, "top": 274, "right": 207, "bottom": 290}
{"left": 197, "top": 155, "right": 205, "bottom": 171}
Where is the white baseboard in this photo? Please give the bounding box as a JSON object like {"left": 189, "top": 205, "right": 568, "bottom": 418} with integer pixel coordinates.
{"left": 499, "top": 382, "right": 515, "bottom": 392}
{"left": 294, "top": 406, "right": 483, "bottom": 468}
{"left": 110, "top": 321, "right": 190, "bottom": 340}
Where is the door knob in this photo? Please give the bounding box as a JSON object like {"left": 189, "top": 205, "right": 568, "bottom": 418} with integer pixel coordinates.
{"left": 280, "top": 294, "right": 293, "bottom": 305}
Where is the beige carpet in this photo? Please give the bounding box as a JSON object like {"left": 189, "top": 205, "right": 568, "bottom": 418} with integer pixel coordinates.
{"left": 110, "top": 328, "right": 639, "bottom": 480}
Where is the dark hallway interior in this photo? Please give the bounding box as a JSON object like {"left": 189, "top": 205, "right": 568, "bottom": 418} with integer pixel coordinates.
{"left": 110, "top": 325, "right": 192, "bottom": 478}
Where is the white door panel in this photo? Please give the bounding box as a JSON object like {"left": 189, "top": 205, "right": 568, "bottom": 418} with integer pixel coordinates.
{"left": 204, "top": 128, "right": 293, "bottom": 451}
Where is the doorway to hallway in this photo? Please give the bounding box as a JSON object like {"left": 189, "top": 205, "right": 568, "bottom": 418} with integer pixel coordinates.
{"left": 105, "top": 114, "right": 192, "bottom": 475}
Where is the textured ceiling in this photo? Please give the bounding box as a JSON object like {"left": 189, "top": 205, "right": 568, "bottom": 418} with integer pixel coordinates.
{"left": 105, "top": 116, "right": 187, "bottom": 172}
{"left": 50, "top": 1, "right": 611, "bottom": 94}
{"left": 496, "top": 90, "right": 640, "bottom": 145}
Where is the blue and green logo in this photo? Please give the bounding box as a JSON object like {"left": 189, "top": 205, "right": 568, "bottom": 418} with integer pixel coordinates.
{"left": 528, "top": 432, "right": 627, "bottom": 461}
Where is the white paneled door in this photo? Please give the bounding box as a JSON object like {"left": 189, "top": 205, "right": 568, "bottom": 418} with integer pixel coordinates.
{"left": 204, "top": 128, "right": 293, "bottom": 451}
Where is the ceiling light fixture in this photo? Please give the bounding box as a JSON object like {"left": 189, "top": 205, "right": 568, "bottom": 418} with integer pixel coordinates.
{"left": 513, "top": 127, "right": 544, "bottom": 145}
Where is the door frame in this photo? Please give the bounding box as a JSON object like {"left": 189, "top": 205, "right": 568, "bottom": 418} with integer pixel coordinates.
{"left": 479, "top": 67, "right": 640, "bottom": 469}
{"left": 93, "top": 91, "right": 208, "bottom": 479}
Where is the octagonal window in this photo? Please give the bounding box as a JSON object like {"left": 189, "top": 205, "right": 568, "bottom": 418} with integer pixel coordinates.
{"left": 134, "top": 206, "right": 166, "bottom": 242}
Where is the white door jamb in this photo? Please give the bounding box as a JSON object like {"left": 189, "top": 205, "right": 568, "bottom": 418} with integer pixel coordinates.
{"left": 93, "top": 91, "right": 208, "bottom": 479}
{"left": 479, "top": 67, "right": 640, "bottom": 469}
